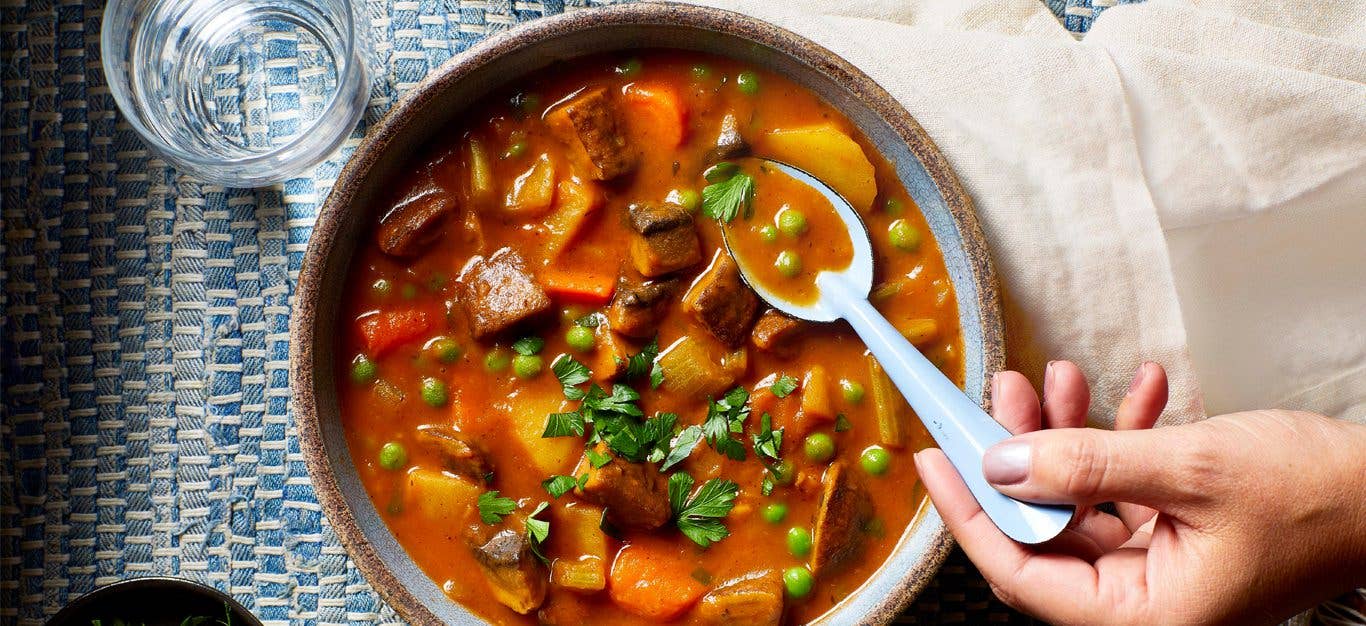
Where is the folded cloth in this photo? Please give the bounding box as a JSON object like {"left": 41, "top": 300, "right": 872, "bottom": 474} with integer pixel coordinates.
{"left": 687, "top": 0, "right": 1366, "bottom": 427}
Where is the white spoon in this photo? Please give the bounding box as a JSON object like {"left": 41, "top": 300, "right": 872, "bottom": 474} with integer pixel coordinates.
{"left": 722, "top": 160, "right": 1073, "bottom": 545}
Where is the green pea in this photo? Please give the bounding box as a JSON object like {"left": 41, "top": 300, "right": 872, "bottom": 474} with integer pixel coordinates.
{"left": 860, "top": 445, "right": 892, "bottom": 476}
{"left": 883, "top": 197, "right": 904, "bottom": 216}
{"left": 512, "top": 354, "right": 543, "bottom": 379}
{"left": 615, "top": 57, "right": 643, "bottom": 77}
{"left": 425, "top": 337, "right": 463, "bottom": 364}
{"left": 350, "top": 354, "right": 378, "bottom": 384}
{"left": 803, "top": 432, "right": 835, "bottom": 462}
{"left": 775, "top": 250, "right": 802, "bottom": 278}
{"left": 378, "top": 442, "right": 407, "bottom": 470}
{"left": 371, "top": 278, "right": 392, "bottom": 297}
{"left": 786, "top": 526, "right": 812, "bottom": 557}
{"left": 400, "top": 283, "right": 418, "bottom": 300}
{"left": 484, "top": 347, "right": 512, "bottom": 373}
{"left": 768, "top": 460, "right": 796, "bottom": 486}
{"left": 690, "top": 64, "right": 711, "bottom": 80}
{"left": 888, "top": 219, "right": 922, "bottom": 252}
{"left": 761, "top": 502, "right": 788, "bottom": 524}
{"left": 758, "top": 225, "right": 779, "bottom": 243}
{"left": 675, "top": 188, "right": 701, "bottom": 213}
{"left": 566, "top": 326, "right": 596, "bottom": 352}
{"left": 503, "top": 140, "right": 528, "bottom": 159}
{"left": 736, "top": 71, "right": 760, "bottom": 95}
{"left": 420, "top": 377, "right": 448, "bottom": 407}
{"left": 783, "top": 567, "right": 814, "bottom": 598}
{"left": 777, "top": 209, "right": 808, "bottom": 237}
{"left": 839, "top": 379, "right": 865, "bottom": 404}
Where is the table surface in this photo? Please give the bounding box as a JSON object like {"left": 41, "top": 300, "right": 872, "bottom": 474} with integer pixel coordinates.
{"left": 0, "top": 0, "right": 1123, "bottom": 624}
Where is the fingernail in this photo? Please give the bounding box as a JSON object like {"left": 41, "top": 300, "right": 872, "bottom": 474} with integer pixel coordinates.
{"left": 1042, "top": 361, "right": 1057, "bottom": 401}
{"left": 983, "top": 441, "right": 1031, "bottom": 485}
{"left": 1128, "top": 363, "right": 1148, "bottom": 394}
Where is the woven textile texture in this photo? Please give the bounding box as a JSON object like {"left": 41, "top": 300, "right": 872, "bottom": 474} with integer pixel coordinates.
{"left": 2, "top": 0, "right": 1112, "bottom": 624}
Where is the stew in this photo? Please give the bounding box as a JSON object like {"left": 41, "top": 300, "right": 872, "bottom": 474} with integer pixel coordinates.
{"left": 338, "top": 50, "right": 964, "bottom": 625}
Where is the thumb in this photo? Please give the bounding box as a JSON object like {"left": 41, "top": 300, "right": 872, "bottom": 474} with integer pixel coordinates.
{"left": 982, "top": 427, "right": 1208, "bottom": 508}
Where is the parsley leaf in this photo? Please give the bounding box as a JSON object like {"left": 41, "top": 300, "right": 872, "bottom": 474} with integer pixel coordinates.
{"left": 574, "top": 313, "right": 601, "bottom": 328}
{"left": 751, "top": 412, "right": 783, "bottom": 467}
{"left": 552, "top": 354, "right": 591, "bottom": 400}
{"left": 526, "top": 502, "right": 551, "bottom": 563}
{"left": 477, "top": 490, "right": 516, "bottom": 525}
{"left": 624, "top": 337, "right": 660, "bottom": 381}
{"left": 512, "top": 336, "right": 545, "bottom": 356}
{"left": 543, "top": 411, "right": 585, "bottom": 438}
{"left": 542, "top": 475, "right": 578, "bottom": 498}
{"left": 771, "top": 374, "right": 799, "bottom": 398}
{"left": 669, "top": 472, "right": 739, "bottom": 548}
{"left": 661, "top": 425, "right": 704, "bottom": 471}
{"left": 585, "top": 447, "right": 613, "bottom": 468}
{"left": 650, "top": 362, "right": 665, "bottom": 390}
{"left": 702, "top": 170, "right": 755, "bottom": 223}
{"left": 703, "top": 387, "right": 750, "bottom": 461}
{"left": 641, "top": 413, "right": 679, "bottom": 463}
{"left": 835, "top": 413, "right": 852, "bottom": 432}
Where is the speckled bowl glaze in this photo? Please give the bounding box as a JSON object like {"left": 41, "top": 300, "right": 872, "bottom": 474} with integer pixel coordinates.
{"left": 290, "top": 3, "right": 1004, "bottom": 624}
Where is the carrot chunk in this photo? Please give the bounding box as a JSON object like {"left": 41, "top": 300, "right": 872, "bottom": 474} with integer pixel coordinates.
{"left": 356, "top": 309, "right": 431, "bottom": 356}
{"left": 538, "top": 268, "right": 616, "bottom": 305}
{"left": 609, "top": 539, "right": 707, "bottom": 620}
{"left": 622, "top": 83, "right": 687, "bottom": 148}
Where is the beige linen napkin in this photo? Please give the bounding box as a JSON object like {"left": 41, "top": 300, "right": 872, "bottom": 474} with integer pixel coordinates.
{"left": 685, "top": 0, "right": 1366, "bottom": 427}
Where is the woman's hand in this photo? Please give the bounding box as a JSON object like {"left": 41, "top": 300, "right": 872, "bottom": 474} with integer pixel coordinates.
{"left": 914, "top": 361, "right": 1366, "bottom": 626}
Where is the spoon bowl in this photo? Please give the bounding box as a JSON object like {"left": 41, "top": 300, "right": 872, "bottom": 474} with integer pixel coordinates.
{"left": 725, "top": 159, "right": 1074, "bottom": 545}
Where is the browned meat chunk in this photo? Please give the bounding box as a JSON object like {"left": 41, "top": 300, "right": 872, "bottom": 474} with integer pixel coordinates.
{"left": 607, "top": 274, "right": 680, "bottom": 338}
{"left": 377, "top": 184, "right": 454, "bottom": 257}
{"left": 683, "top": 251, "right": 758, "bottom": 348}
{"left": 705, "top": 113, "right": 750, "bottom": 163}
{"left": 809, "top": 461, "right": 873, "bottom": 575}
{"left": 465, "top": 522, "right": 548, "bottom": 614}
{"left": 627, "top": 202, "right": 701, "bottom": 277}
{"left": 574, "top": 443, "right": 671, "bottom": 530}
{"left": 695, "top": 570, "right": 784, "bottom": 626}
{"left": 457, "top": 248, "right": 551, "bottom": 339}
{"left": 750, "top": 309, "right": 806, "bottom": 355}
{"left": 415, "top": 424, "right": 490, "bottom": 481}
{"left": 548, "top": 87, "right": 636, "bottom": 180}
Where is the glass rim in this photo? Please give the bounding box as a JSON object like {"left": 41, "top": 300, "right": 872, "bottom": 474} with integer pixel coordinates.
{"left": 99, "top": 0, "right": 365, "bottom": 180}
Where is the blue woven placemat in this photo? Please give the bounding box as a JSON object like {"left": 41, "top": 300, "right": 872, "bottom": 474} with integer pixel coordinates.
{"left": 0, "top": 1, "right": 1115, "bottom": 624}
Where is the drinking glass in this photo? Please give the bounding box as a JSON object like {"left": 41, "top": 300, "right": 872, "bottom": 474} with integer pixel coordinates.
{"left": 102, "top": 0, "right": 372, "bottom": 187}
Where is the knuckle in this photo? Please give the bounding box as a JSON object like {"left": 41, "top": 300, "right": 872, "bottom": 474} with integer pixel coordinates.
{"left": 1056, "top": 435, "right": 1110, "bottom": 501}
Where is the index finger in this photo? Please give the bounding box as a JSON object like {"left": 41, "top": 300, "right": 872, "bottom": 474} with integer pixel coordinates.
{"left": 914, "top": 449, "right": 1107, "bottom": 624}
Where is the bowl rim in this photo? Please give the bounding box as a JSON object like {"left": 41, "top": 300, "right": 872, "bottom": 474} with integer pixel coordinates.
{"left": 45, "top": 576, "right": 265, "bottom": 626}
{"left": 289, "top": 3, "right": 1004, "bottom": 624}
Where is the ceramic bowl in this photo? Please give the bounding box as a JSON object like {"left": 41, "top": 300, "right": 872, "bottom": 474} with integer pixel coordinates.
{"left": 290, "top": 3, "right": 1003, "bottom": 624}
{"left": 46, "top": 577, "right": 263, "bottom": 626}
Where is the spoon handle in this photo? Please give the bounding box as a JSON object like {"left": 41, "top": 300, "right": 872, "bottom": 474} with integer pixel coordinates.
{"left": 819, "top": 275, "right": 1073, "bottom": 544}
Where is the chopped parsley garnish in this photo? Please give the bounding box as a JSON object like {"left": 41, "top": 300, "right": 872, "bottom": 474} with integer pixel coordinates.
{"left": 642, "top": 412, "right": 679, "bottom": 463}
{"left": 668, "top": 472, "right": 740, "bottom": 548}
{"left": 660, "top": 425, "right": 704, "bottom": 471}
{"left": 552, "top": 354, "right": 592, "bottom": 400}
{"left": 624, "top": 337, "right": 660, "bottom": 382}
{"left": 703, "top": 386, "right": 750, "bottom": 461}
{"left": 701, "top": 166, "right": 756, "bottom": 223}
{"left": 526, "top": 502, "right": 551, "bottom": 563}
{"left": 512, "top": 336, "right": 545, "bottom": 356}
{"left": 751, "top": 412, "right": 783, "bottom": 465}
{"left": 542, "top": 475, "right": 579, "bottom": 498}
{"left": 835, "top": 413, "right": 852, "bottom": 432}
{"left": 543, "top": 411, "right": 585, "bottom": 438}
{"left": 574, "top": 313, "right": 601, "bottom": 328}
{"left": 770, "top": 374, "right": 800, "bottom": 398}
{"left": 650, "top": 362, "right": 665, "bottom": 390}
{"left": 585, "top": 446, "right": 613, "bottom": 468}
{"left": 477, "top": 490, "right": 517, "bottom": 524}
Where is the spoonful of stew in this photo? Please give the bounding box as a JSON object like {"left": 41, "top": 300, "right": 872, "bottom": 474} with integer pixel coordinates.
{"left": 713, "top": 158, "right": 1073, "bottom": 545}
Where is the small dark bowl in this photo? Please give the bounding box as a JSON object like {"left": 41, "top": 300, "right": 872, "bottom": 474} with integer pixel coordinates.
{"left": 46, "top": 577, "right": 262, "bottom": 626}
{"left": 291, "top": 3, "right": 1003, "bottom": 624}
